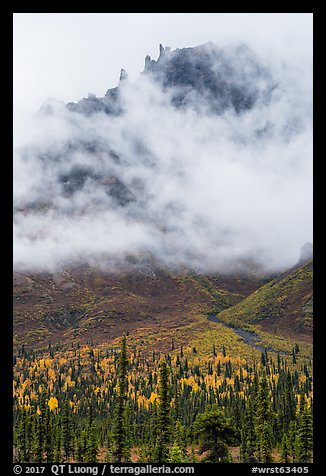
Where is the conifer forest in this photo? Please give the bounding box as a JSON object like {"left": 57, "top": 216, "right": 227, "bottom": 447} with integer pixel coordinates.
{"left": 13, "top": 14, "right": 313, "bottom": 467}
{"left": 13, "top": 336, "right": 313, "bottom": 463}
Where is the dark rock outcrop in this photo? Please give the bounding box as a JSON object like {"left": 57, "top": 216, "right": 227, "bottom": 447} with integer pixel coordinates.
{"left": 66, "top": 42, "right": 276, "bottom": 116}
{"left": 143, "top": 43, "right": 276, "bottom": 113}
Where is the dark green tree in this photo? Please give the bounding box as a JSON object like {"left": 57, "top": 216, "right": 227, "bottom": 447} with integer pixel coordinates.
{"left": 297, "top": 407, "right": 313, "bottom": 462}
{"left": 259, "top": 422, "right": 273, "bottom": 463}
{"left": 84, "top": 421, "right": 98, "bottom": 463}
{"left": 280, "top": 433, "right": 290, "bottom": 463}
{"left": 256, "top": 371, "right": 271, "bottom": 426}
{"left": 256, "top": 371, "right": 273, "bottom": 462}
{"left": 240, "top": 400, "right": 257, "bottom": 462}
{"left": 193, "top": 405, "right": 236, "bottom": 462}
{"left": 44, "top": 404, "right": 55, "bottom": 462}
{"left": 77, "top": 429, "right": 88, "bottom": 463}
{"left": 154, "top": 359, "right": 171, "bottom": 463}
{"left": 16, "top": 408, "right": 31, "bottom": 462}
{"left": 34, "top": 398, "right": 46, "bottom": 462}
{"left": 54, "top": 420, "right": 62, "bottom": 463}
{"left": 62, "top": 399, "right": 74, "bottom": 461}
{"left": 287, "top": 420, "right": 297, "bottom": 463}
{"left": 122, "top": 401, "right": 132, "bottom": 462}
{"left": 113, "top": 335, "right": 128, "bottom": 462}
{"left": 172, "top": 420, "right": 188, "bottom": 462}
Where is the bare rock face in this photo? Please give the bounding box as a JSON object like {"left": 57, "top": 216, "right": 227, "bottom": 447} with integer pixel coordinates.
{"left": 66, "top": 92, "right": 122, "bottom": 116}
{"left": 143, "top": 43, "right": 276, "bottom": 114}
{"left": 66, "top": 42, "right": 276, "bottom": 117}
{"left": 119, "top": 68, "right": 128, "bottom": 83}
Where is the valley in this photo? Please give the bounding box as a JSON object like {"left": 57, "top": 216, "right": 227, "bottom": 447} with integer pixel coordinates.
{"left": 13, "top": 36, "right": 313, "bottom": 464}
{"left": 13, "top": 257, "right": 313, "bottom": 361}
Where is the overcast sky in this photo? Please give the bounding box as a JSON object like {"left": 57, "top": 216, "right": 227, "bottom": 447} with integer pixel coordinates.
{"left": 13, "top": 13, "right": 313, "bottom": 145}
{"left": 13, "top": 13, "right": 313, "bottom": 273}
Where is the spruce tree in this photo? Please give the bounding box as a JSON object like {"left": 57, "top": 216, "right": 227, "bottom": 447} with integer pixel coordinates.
{"left": 113, "top": 335, "right": 128, "bottom": 462}
{"left": 84, "top": 421, "right": 98, "bottom": 463}
{"left": 256, "top": 371, "right": 271, "bottom": 426}
{"left": 297, "top": 407, "right": 313, "bottom": 462}
{"left": 77, "top": 429, "right": 88, "bottom": 463}
{"left": 217, "top": 360, "right": 221, "bottom": 376}
{"left": 54, "top": 420, "right": 62, "bottom": 462}
{"left": 16, "top": 408, "right": 30, "bottom": 462}
{"left": 173, "top": 420, "right": 188, "bottom": 461}
{"left": 256, "top": 371, "right": 273, "bottom": 462}
{"left": 122, "top": 401, "right": 132, "bottom": 462}
{"left": 259, "top": 422, "right": 273, "bottom": 463}
{"left": 193, "top": 405, "right": 236, "bottom": 462}
{"left": 174, "top": 381, "right": 181, "bottom": 423}
{"left": 34, "top": 398, "right": 46, "bottom": 463}
{"left": 287, "top": 420, "right": 297, "bottom": 463}
{"left": 155, "top": 358, "right": 171, "bottom": 463}
{"left": 62, "top": 399, "right": 74, "bottom": 461}
{"left": 280, "top": 433, "right": 290, "bottom": 463}
{"left": 241, "top": 400, "right": 257, "bottom": 462}
{"left": 44, "top": 404, "right": 54, "bottom": 462}
{"left": 240, "top": 431, "right": 249, "bottom": 463}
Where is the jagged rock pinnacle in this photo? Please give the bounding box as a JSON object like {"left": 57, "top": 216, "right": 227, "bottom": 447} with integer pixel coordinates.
{"left": 158, "top": 44, "right": 171, "bottom": 60}
{"left": 119, "top": 69, "right": 128, "bottom": 83}
{"left": 68, "top": 42, "right": 276, "bottom": 117}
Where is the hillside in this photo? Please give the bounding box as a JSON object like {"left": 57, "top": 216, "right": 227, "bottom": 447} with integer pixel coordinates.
{"left": 13, "top": 260, "right": 314, "bottom": 464}
{"left": 217, "top": 258, "right": 313, "bottom": 341}
{"left": 13, "top": 257, "right": 313, "bottom": 363}
{"left": 13, "top": 266, "right": 265, "bottom": 352}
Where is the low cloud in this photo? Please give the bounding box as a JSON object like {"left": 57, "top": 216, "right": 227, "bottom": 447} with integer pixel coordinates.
{"left": 13, "top": 44, "right": 312, "bottom": 274}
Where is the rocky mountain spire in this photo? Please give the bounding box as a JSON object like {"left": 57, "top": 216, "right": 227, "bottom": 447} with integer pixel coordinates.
{"left": 158, "top": 43, "right": 171, "bottom": 60}
{"left": 67, "top": 42, "right": 276, "bottom": 117}
{"left": 119, "top": 68, "right": 128, "bottom": 83}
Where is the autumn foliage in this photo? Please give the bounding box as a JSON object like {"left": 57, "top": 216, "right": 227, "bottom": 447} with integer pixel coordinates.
{"left": 13, "top": 339, "right": 312, "bottom": 463}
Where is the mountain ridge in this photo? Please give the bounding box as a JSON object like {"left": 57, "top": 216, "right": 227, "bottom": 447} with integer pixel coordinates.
{"left": 67, "top": 42, "right": 276, "bottom": 116}
{"left": 13, "top": 42, "right": 312, "bottom": 357}
{"left": 217, "top": 257, "right": 313, "bottom": 341}
{"left": 13, "top": 256, "right": 312, "bottom": 355}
